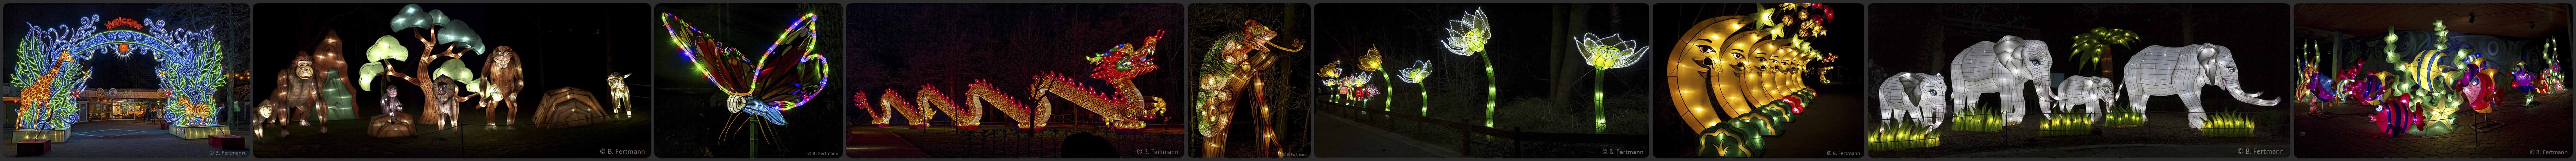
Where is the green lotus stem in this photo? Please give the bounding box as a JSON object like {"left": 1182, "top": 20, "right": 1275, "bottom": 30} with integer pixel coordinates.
{"left": 1594, "top": 68, "right": 1607, "bottom": 133}
{"left": 1421, "top": 83, "right": 1430, "bottom": 115}
{"left": 1382, "top": 72, "right": 1393, "bottom": 113}
{"left": 1481, "top": 54, "right": 1497, "bottom": 127}
{"left": 1443, "top": 8, "right": 1495, "bottom": 127}
{"left": 1572, "top": 32, "right": 1642, "bottom": 133}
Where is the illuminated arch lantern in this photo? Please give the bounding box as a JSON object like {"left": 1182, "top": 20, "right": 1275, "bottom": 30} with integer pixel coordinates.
{"left": 15, "top": 15, "right": 233, "bottom": 140}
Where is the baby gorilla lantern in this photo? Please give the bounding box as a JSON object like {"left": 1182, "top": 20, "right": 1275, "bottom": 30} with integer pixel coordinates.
{"left": 369, "top": 87, "right": 416, "bottom": 138}
{"left": 256, "top": 100, "right": 277, "bottom": 137}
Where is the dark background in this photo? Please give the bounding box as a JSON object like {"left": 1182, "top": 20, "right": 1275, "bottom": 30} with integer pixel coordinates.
{"left": 1186, "top": 3, "right": 1313, "bottom": 158}
{"left": 1313, "top": 4, "right": 1650, "bottom": 157}
{"left": 1866, "top": 4, "right": 2295, "bottom": 157}
{"left": 251, "top": 4, "right": 651, "bottom": 157}
{"left": 651, "top": 3, "right": 844, "bottom": 158}
{"left": 842, "top": 3, "right": 1186, "bottom": 158}
{"left": 1649, "top": 3, "right": 1868, "bottom": 158}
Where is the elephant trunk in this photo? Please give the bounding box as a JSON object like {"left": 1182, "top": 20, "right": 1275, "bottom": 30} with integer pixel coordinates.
{"left": 2020, "top": 38, "right": 2056, "bottom": 109}
{"left": 2030, "top": 73, "right": 2056, "bottom": 108}
{"left": 2215, "top": 55, "right": 2280, "bottom": 106}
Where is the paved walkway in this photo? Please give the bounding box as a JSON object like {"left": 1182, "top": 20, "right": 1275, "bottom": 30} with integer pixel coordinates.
{"left": 1312, "top": 113, "right": 1454, "bottom": 157}
{"left": 846, "top": 129, "right": 931, "bottom": 157}
{"left": 4, "top": 120, "right": 250, "bottom": 157}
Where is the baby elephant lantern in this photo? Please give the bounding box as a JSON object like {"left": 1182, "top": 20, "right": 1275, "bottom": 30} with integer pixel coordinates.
{"left": 2050, "top": 76, "right": 2119, "bottom": 123}
{"left": 1947, "top": 36, "right": 2056, "bottom": 126}
{"left": 2121, "top": 43, "right": 2279, "bottom": 129}
{"left": 1876, "top": 72, "right": 1950, "bottom": 127}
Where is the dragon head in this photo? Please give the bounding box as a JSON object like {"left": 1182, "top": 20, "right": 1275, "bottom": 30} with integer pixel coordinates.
{"left": 1087, "top": 30, "right": 1164, "bottom": 81}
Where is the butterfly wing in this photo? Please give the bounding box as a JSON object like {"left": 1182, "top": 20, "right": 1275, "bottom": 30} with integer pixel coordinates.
{"left": 748, "top": 13, "right": 831, "bottom": 111}
{"left": 660, "top": 13, "right": 759, "bottom": 96}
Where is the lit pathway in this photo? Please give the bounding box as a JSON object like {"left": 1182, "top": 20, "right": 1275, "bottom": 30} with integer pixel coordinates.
{"left": 845, "top": 129, "right": 931, "bottom": 157}
{"left": 1313, "top": 112, "right": 1455, "bottom": 157}
{"left": 4, "top": 120, "right": 248, "bottom": 157}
